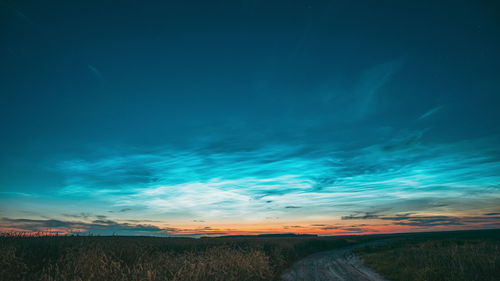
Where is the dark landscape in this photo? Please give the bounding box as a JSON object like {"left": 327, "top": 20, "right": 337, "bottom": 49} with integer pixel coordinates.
{"left": 1, "top": 1, "right": 500, "bottom": 281}
{"left": 1, "top": 229, "right": 499, "bottom": 281}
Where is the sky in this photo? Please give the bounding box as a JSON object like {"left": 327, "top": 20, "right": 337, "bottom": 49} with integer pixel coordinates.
{"left": 1, "top": 0, "right": 500, "bottom": 237}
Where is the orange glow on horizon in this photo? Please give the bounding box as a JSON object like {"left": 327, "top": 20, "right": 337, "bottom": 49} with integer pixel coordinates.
{"left": 1, "top": 222, "right": 496, "bottom": 237}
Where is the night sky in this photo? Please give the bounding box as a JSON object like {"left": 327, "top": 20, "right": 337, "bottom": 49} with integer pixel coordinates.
{"left": 1, "top": 0, "right": 500, "bottom": 236}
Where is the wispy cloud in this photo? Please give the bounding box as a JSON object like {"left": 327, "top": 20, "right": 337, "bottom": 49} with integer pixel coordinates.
{"left": 283, "top": 225, "right": 303, "bottom": 229}
{"left": 4, "top": 133, "right": 496, "bottom": 234}
{"left": 381, "top": 214, "right": 500, "bottom": 228}
{"left": 418, "top": 105, "right": 444, "bottom": 120}
{"left": 335, "top": 211, "right": 500, "bottom": 229}
{"left": 342, "top": 212, "right": 380, "bottom": 220}
{"left": 12, "top": 9, "right": 35, "bottom": 26}
{"left": 87, "top": 65, "right": 106, "bottom": 83}
{"left": 0, "top": 217, "right": 172, "bottom": 236}
{"left": 62, "top": 213, "right": 93, "bottom": 219}
{"left": 354, "top": 59, "right": 404, "bottom": 119}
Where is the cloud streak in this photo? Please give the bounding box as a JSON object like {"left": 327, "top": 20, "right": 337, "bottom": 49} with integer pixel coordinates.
{"left": 354, "top": 59, "right": 404, "bottom": 119}
{"left": 2, "top": 124, "right": 499, "bottom": 235}
{"left": 30, "top": 134, "right": 497, "bottom": 226}
{"left": 0, "top": 217, "right": 171, "bottom": 236}
{"left": 418, "top": 105, "right": 444, "bottom": 120}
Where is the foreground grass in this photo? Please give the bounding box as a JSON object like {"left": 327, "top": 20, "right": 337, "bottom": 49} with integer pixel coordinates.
{"left": 0, "top": 234, "right": 374, "bottom": 281}
{"left": 2, "top": 230, "right": 498, "bottom": 281}
{"left": 355, "top": 230, "right": 500, "bottom": 281}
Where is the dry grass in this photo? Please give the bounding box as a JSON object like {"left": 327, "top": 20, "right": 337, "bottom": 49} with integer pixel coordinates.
{"left": 3, "top": 230, "right": 497, "bottom": 281}
{"left": 35, "top": 246, "right": 272, "bottom": 281}
{"left": 0, "top": 234, "right": 368, "bottom": 281}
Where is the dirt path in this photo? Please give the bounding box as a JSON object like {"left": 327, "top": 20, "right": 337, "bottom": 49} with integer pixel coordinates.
{"left": 281, "top": 240, "right": 394, "bottom": 281}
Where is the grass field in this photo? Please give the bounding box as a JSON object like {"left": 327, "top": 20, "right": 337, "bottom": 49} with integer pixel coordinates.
{"left": 0, "top": 233, "right": 377, "bottom": 281}
{"left": 1, "top": 230, "right": 498, "bottom": 281}
{"left": 355, "top": 229, "right": 500, "bottom": 281}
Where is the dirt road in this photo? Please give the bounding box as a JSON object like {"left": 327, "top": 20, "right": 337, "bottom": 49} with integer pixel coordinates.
{"left": 281, "top": 240, "right": 393, "bottom": 281}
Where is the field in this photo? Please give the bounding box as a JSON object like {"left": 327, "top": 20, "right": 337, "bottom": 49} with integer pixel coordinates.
{"left": 0, "top": 234, "right": 378, "bottom": 281}
{"left": 355, "top": 230, "right": 500, "bottom": 281}
{"left": 1, "top": 230, "right": 498, "bottom": 281}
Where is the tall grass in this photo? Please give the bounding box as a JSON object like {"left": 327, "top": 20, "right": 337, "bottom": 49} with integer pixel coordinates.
{"left": 3, "top": 230, "right": 497, "bottom": 281}
{"left": 356, "top": 233, "right": 500, "bottom": 281}
{"left": 0, "top": 234, "right": 370, "bottom": 281}
{"left": 34, "top": 246, "right": 272, "bottom": 281}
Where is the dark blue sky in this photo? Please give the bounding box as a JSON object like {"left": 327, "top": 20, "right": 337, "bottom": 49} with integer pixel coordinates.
{"left": 1, "top": 0, "right": 499, "bottom": 235}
